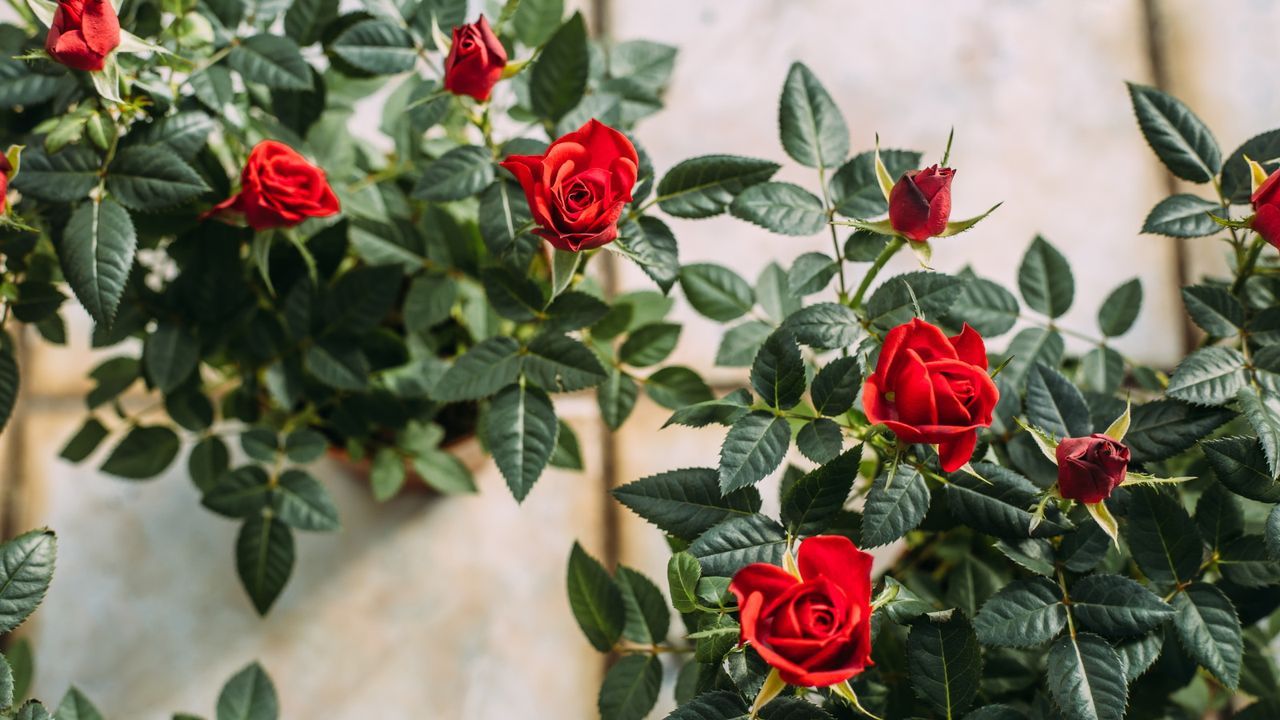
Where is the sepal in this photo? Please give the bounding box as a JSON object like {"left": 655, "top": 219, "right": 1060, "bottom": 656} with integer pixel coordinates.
{"left": 938, "top": 202, "right": 1002, "bottom": 237}
{"left": 748, "top": 668, "right": 786, "bottom": 719}
{"left": 1085, "top": 501, "right": 1121, "bottom": 547}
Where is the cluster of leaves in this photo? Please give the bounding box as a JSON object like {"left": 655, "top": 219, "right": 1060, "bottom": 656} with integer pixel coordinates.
{"left": 567, "top": 68, "right": 1280, "bottom": 719}
{"left": 0, "top": 526, "right": 279, "bottom": 720}
{"left": 0, "top": 0, "right": 692, "bottom": 614}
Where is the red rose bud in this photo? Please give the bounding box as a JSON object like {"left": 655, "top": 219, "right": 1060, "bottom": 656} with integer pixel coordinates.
{"left": 1252, "top": 168, "right": 1280, "bottom": 249}
{"left": 0, "top": 154, "right": 11, "bottom": 214}
{"left": 888, "top": 165, "right": 955, "bottom": 242}
{"left": 500, "top": 119, "right": 638, "bottom": 253}
{"left": 443, "top": 15, "right": 507, "bottom": 102}
{"left": 1055, "top": 434, "right": 1130, "bottom": 504}
{"left": 729, "top": 536, "right": 874, "bottom": 688}
{"left": 863, "top": 318, "right": 998, "bottom": 472}
{"left": 45, "top": 0, "right": 121, "bottom": 72}
{"left": 208, "top": 141, "right": 340, "bottom": 231}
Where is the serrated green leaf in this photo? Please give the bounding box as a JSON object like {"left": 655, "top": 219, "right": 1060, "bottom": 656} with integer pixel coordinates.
{"left": 530, "top": 14, "right": 588, "bottom": 121}
{"left": 617, "top": 216, "right": 680, "bottom": 294}
{"left": 616, "top": 566, "right": 670, "bottom": 645}
{"left": 484, "top": 383, "right": 558, "bottom": 502}
{"left": 1218, "top": 537, "right": 1280, "bottom": 587}
{"left": 861, "top": 467, "right": 930, "bottom": 548}
{"left": 782, "top": 303, "right": 863, "bottom": 350}
{"left": 667, "top": 552, "right": 701, "bottom": 614}
{"left": 272, "top": 469, "right": 339, "bottom": 532}
{"left": 567, "top": 541, "right": 624, "bottom": 651}
{"left": 100, "top": 425, "right": 179, "bottom": 480}
{"left": 1045, "top": 632, "right": 1127, "bottom": 720}
{"left": 644, "top": 366, "right": 713, "bottom": 410}
{"left": 689, "top": 514, "right": 786, "bottom": 578}
{"left": 613, "top": 467, "right": 761, "bottom": 542}
{"left": 1142, "top": 194, "right": 1220, "bottom": 237}
{"left": 1124, "top": 488, "right": 1204, "bottom": 587}
{"left": 1127, "top": 400, "right": 1231, "bottom": 463}
{"left": 53, "top": 686, "right": 103, "bottom": 720}
{"left": 718, "top": 411, "right": 790, "bottom": 493}
{"left": 228, "top": 35, "right": 312, "bottom": 90}
{"left": 750, "top": 329, "right": 804, "bottom": 409}
{"left": 235, "top": 513, "right": 294, "bottom": 616}
{"left": 284, "top": 0, "right": 339, "bottom": 46}
{"left": 1080, "top": 346, "right": 1125, "bottom": 395}
{"left": 907, "top": 610, "right": 982, "bottom": 718}
{"left": 597, "top": 654, "right": 662, "bottom": 720}
{"left": 1203, "top": 435, "right": 1280, "bottom": 502}
{"left": 523, "top": 334, "right": 608, "bottom": 392}
{"left": 1018, "top": 235, "right": 1074, "bottom": 319}
{"left": 413, "top": 145, "right": 494, "bottom": 201}
{"left": 656, "top": 154, "right": 780, "bottom": 219}
{"left": 107, "top": 146, "right": 209, "bottom": 211}
{"left": 830, "top": 149, "right": 921, "bottom": 219}
{"left": 729, "top": 181, "right": 827, "bottom": 236}
{"left": 1070, "top": 574, "right": 1174, "bottom": 638}
{"left": 1238, "top": 387, "right": 1280, "bottom": 476}
{"left": 0, "top": 530, "right": 55, "bottom": 635}
{"left": 432, "top": 337, "right": 522, "bottom": 402}
{"left": 331, "top": 19, "right": 416, "bottom": 75}
{"left": 11, "top": 146, "right": 99, "bottom": 203}
{"left": 1172, "top": 582, "right": 1242, "bottom": 688}
{"left": 945, "top": 462, "right": 1069, "bottom": 539}
{"left": 865, "top": 271, "right": 964, "bottom": 331}
{"left": 679, "top": 263, "right": 755, "bottom": 322}
{"left": 1025, "top": 363, "right": 1092, "bottom": 439}
{"left": 620, "top": 323, "right": 681, "bottom": 368}
{"left": 1128, "top": 82, "right": 1220, "bottom": 183}
{"left": 973, "top": 577, "right": 1066, "bottom": 648}
{"left": 778, "top": 62, "right": 848, "bottom": 168}
{"left": 60, "top": 198, "right": 136, "bottom": 325}
{"left": 1166, "top": 347, "right": 1247, "bottom": 406}
{"left": 949, "top": 275, "right": 1019, "bottom": 338}
{"left": 1182, "top": 285, "right": 1244, "bottom": 337}
{"left": 781, "top": 446, "right": 860, "bottom": 535}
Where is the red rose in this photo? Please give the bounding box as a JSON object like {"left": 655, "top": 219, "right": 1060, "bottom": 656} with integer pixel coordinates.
{"left": 208, "top": 141, "right": 340, "bottom": 231}
{"left": 45, "top": 0, "right": 120, "bottom": 72}
{"left": 443, "top": 15, "right": 507, "bottom": 102}
{"left": 1056, "top": 434, "right": 1130, "bottom": 504}
{"left": 863, "top": 318, "right": 998, "bottom": 472}
{"left": 1252, "top": 168, "right": 1280, "bottom": 249}
{"left": 0, "top": 154, "right": 11, "bottom": 214}
{"left": 499, "top": 119, "right": 638, "bottom": 253}
{"left": 888, "top": 165, "right": 954, "bottom": 242}
{"left": 729, "top": 536, "right": 874, "bottom": 687}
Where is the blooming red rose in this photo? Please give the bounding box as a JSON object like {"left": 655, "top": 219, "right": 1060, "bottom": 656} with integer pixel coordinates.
{"left": 863, "top": 318, "right": 998, "bottom": 472}
{"left": 208, "top": 141, "right": 340, "bottom": 231}
{"left": 45, "top": 0, "right": 120, "bottom": 72}
{"left": 729, "top": 536, "right": 874, "bottom": 687}
{"left": 0, "top": 154, "right": 11, "bottom": 214}
{"left": 443, "top": 15, "right": 507, "bottom": 102}
{"left": 888, "top": 165, "right": 954, "bottom": 242}
{"left": 1056, "top": 434, "right": 1130, "bottom": 504}
{"left": 499, "top": 119, "right": 638, "bottom": 252}
{"left": 1252, "top": 168, "right": 1280, "bottom": 249}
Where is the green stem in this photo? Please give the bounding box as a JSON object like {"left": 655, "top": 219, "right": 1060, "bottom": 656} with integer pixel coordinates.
{"left": 850, "top": 236, "right": 905, "bottom": 309}
{"left": 1232, "top": 235, "right": 1266, "bottom": 296}
{"left": 817, "top": 165, "right": 848, "bottom": 301}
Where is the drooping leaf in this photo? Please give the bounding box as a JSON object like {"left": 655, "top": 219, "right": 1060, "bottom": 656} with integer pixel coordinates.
{"left": 1045, "top": 632, "right": 1128, "bottom": 720}
{"left": 483, "top": 383, "right": 558, "bottom": 502}
{"left": 60, "top": 199, "right": 137, "bottom": 325}
{"left": 235, "top": 513, "right": 294, "bottom": 616}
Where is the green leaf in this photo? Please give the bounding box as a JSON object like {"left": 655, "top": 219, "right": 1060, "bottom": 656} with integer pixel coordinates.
{"left": 1080, "top": 346, "right": 1125, "bottom": 395}
{"left": 284, "top": 0, "right": 339, "bottom": 45}
{"left": 1182, "top": 285, "right": 1244, "bottom": 337}
{"left": 100, "top": 425, "right": 179, "bottom": 479}
{"left": 1222, "top": 129, "right": 1280, "bottom": 203}
{"left": 810, "top": 356, "right": 860, "bottom": 417}
{"left": 1238, "top": 387, "right": 1280, "bottom": 476}
{"left": 1018, "top": 235, "right": 1074, "bottom": 319}
{"left": 755, "top": 262, "right": 800, "bottom": 322}
{"left": 597, "top": 655, "right": 661, "bottom": 720}
{"left": 228, "top": 35, "right": 312, "bottom": 90}
{"left": 999, "top": 328, "right": 1065, "bottom": 388}
{"left": 718, "top": 411, "right": 790, "bottom": 493}
{"left": 432, "top": 337, "right": 522, "bottom": 402}
{"left": 946, "top": 462, "right": 1069, "bottom": 539}
{"left": 782, "top": 303, "right": 863, "bottom": 351}
{"left": 1115, "top": 631, "right": 1164, "bottom": 683}
{"left": 663, "top": 389, "right": 751, "bottom": 430}
{"left": 1166, "top": 347, "right": 1248, "bottom": 406}
{"left": 567, "top": 542, "right": 625, "bottom": 651}
{"left": 513, "top": 0, "right": 563, "bottom": 46}
{"left": 11, "top": 146, "right": 98, "bottom": 203}
{"left": 413, "top": 145, "right": 494, "bottom": 201}
{"left": 655, "top": 155, "right": 780, "bottom": 219}
{"left": 544, "top": 291, "right": 609, "bottom": 334}
{"left": 617, "top": 216, "right": 680, "bottom": 294}
{"left": 620, "top": 323, "right": 681, "bottom": 368}
{"left": 189, "top": 437, "right": 231, "bottom": 494}
{"left": 778, "top": 62, "right": 849, "bottom": 168}
{"left": 1268, "top": 505, "right": 1280, "bottom": 560}
{"left": 861, "top": 467, "right": 930, "bottom": 548}
{"left": 54, "top": 687, "right": 103, "bottom": 720}
{"left": 994, "top": 538, "right": 1056, "bottom": 577}
{"left": 688, "top": 515, "right": 786, "bottom": 577}
{"left": 203, "top": 466, "right": 272, "bottom": 518}
{"left": 0, "top": 59, "right": 62, "bottom": 107}
{"left": 1195, "top": 482, "right": 1244, "bottom": 554}
{"left": 830, "top": 149, "right": 922, "bottom": 219}
{"left": 787, "top": 252, "right": 838, "bottom": 296}
{"left": 1124, "top": 488, "right": 1204, "bottom": 587}
{"left": 1046, "top": 632, "right": 1128, "bottom": 720}
{"left": 796, "top": 418, "right": 843, "bottom": 464}
{"left": 1127, "top": 400, "right": 1231, "bottom": 464}
{"left": 907, "top": 610, "right": 982, "bottom": 718}
{"left": 482, "top": 267, "right": 544, "bottom": 322}
{"left": 664, "top": 692, "right": 747, "bottom": 719}
{"left": 107, "top": 146, "right": 209, "bottom": 211}
{"left": 479, "top": 180, "right": 534, "bottom": 255}
{"left": 484, "top": 383, "right": 558, "bottom": 501}
{"left": 949, "top": 275, "right": 1019, "bottom": 338}
{"left": 1202, "top": 436, "right": 1280, "bottom": 502}
{"left": 679, "top": 264, "right": 754, "bottom": 322}
{"left": 1070, "top": 574, "right": 1174, "bottom": 637}
{"left": 613, "top": 467, "right": 761, "bottom": 542}
{"left": 597, "top": 369, "right": 638, "bottom": 431}
{"left": 729, "top": 182, "right": 827, "bottom": 236}
{"left": 715, "top": 321, "right": 771, "bottom": 367}
{"left": 617, "top": 566, "right": 669, "bottom": 644}
{"left": 143, "top": 322, "right": 199, "bottom": 393}
{"left": 667, "top": 552, "right": 701, "bottom": 614}
{"left": 781, "top": 446, "right": 861, "bottom": 536}
{"left": 523, "top": 334, "right": 608, "bottom": 392}
{"left": 865, "top": 271, "right": 965, "bottom": 332}
{"left": 235, "top": 513, "right": 294, "bottom": 616}
{"left": 1172, "top": 582, "right": 1242, "bottom": 688}
{"left": 14, "top": 701, "right": 50, "bottom": 720}
{"left": 644, "top": 366, "right": 713, "bottom": 410}
{"left": 330, "top": 19, "right": 416, "bottom": 75}
{"left": 530, "top": 13, "right": 588, "bottom": 121}
{"left": 1025, "top": 363, "right": 1092, "bottom": 438}
{"left": 750, "top": 329, "right": 804, "bottom": 409}
{"left": 1142, "top": 194, "right": 1220, "bottom": 237}
{"left": 60, "top": 417, "right": 108, "bottom": 463}
{"left": 303, "top": 342, "right": 368, "bottom": 391}
{"left": 272, "top": 469, "right": 339, "bottom": 531}
{"left": 1128, "top": 82, "right": 1221, "bottom": 183}
{"left": 973, "top": 577, "right": 1065, "bottom": 648}
{"left": 1097, "top": 278, "right": 1142, "bottom": 337}
{"left": 0, "top": 530, "right": 56, "bottom": 634}
{"left": 60, "top": 199, "right": 136, "bottom": 325}
{"left": 1218, "top": 537, "right": 1280, "bottom": 587}
{"left": 216, "top": 662, "right": 279, "bottom": 720}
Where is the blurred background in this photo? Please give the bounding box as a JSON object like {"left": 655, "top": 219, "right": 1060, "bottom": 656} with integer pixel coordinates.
{"left": 3, "top": 0, "right": 1278, "bottom": 717}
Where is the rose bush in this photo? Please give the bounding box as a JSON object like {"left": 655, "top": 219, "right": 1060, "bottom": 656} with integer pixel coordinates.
{"left": 567, "top": 66, "right": 1280, "bottom": 720}
{"left": 0, "top": 0, "right": 695, "bottom": 616}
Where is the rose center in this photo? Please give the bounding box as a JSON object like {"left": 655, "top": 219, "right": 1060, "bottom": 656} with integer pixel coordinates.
{"left": 796, "top": 596, "right": 841, "bottom": 638}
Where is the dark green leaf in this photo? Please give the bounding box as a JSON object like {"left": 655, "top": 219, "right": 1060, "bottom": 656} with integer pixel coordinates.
{"left": 620, "top": 323, "right": 681, "bottom": 368}
{"left": 1182, "top": 285, "right": 1244, "bottom": 337}
{"left": 750, "top": 329, "right": 804, "bottom": 409}
{"left": 973, "top": 577, "right": 1066, "bottom": 648}
{"left": 950, "top": 275, "right": 1019, "bottom": 337}
{"left": 729, "top": 182, "right": 827, "bottom": 236}
{"left": 54, "top": 687, "right": 103, "bottom": 720}
{"left": 907, "top": 610, "right": 982, "bottom": 717}
{"left": 1222, "top": 129, "right": 1280, "bottom": 203}
{"left": 143, "top": 322, "right": 199, "bottom": 393}
{"left": 830, "top": 149, "right": 921, "bottom": 218}
{"left": 1025, "top": 363, "right": 1092, "bottom": 438}
{"left": 1046, "top": 633, "right": 1127, "bottom": 720}
{"left": 413, "top": 145, "right": 494, "bottom": 201}
{"left": 1097, "top": 278, "right": 1142, "bottom": 337}
{"left": 60, "top": 417, "right": 108, "bottom": 463}
{"left": 1124, "top": 488, "right": 1204, "bottom": 586}
{"left": 598, "top": 369, "right": 638, "bottom": 431}
{"left": 1128, "top": 82, "right": 1221, "bottom": 183}
{"left": 667, "top": 552, "right": 701, "bottom": 614}
{"left": 284, "top": 0, "right": 339, "bottom": 45}
{"left": 1166, "top": 347, "right": 1247, "bottom": 406}
{"left": 1127, "top": 400, "right": 1232, "bottom": 463}
{"left": 216, "top": 661, "right": 279, "bottom": 720}
{"left": 1071, "top": 574, "right": 1174, "bottom": 638}
{"left": 60, "top": 199, "right": 136, "bottom": 325}
{"left": 781, "top": 446, "right": 861, "bottom": 535}
{"left": 861, "top": 467, "right": 930, "bottom": 548}
{"left": 100, "top": 426, "right": 179, "bottom": 480}
{"left": 1142, "top": 194, "right": 1220, "bottom": 237}
{"left": 613, "top": 467, "right": 761, "bottom": 542}
{"left": 718, "top": 411, "right": 790, "bottom": 493}
{"left": 484, "top": 383, "right": 558, "bottom": 502}
{"left": 865, "top": 271, "right": 964, "bottom": 331}
{"left": 688, "top": 515, "right": 786, "bottom": 577}
{"left": 795, "top": 418, "right": 843, "bottom": 464}
{"left": 235, "top": 513, "right": 294, "bottom": 615}
{"left": 617, "top": 566, "right": 670, "bottom": 644}
{"left": 0, "top": 530, "right": 56, "bottom": 634}
{"left": 513, "top": 0, "right": 563, "bottom": 46}
{"left": 228, "top": 35, "right": 312, "bottom": 90}
{"left": 597, "top": 655, "right": 662, "bottom": 720}
{"left": 644, "top": 366, "right": 714, "bottom": 410}
{"left": 1018, "top": 235, "right": 1074, "bottom": 319}
{"left": 1172, "top": 582, "right": 1242, "bottom": 688}
{"left": 330, "top": 19, "right": 416, "bottom": 75}
{"left": 203, "top": 466, "right": 272, "bottom": 518}
{"left": 432, "top": 337, "right": 522, "bottom": 401}
{"left": 567, "top": 541, "right": 625, "bottom": 652}
{"left": 679, "top": 264, "right": 754, "bottom": 322}
{"left": 782, "top": 303, "right": 863, "bottom": 350}
{"left": 1203, "top": 436, "right": 1280, "bottom": 502}
{"left": 810, "top": 356, "right": 860, "bottom": 416}
{"left": 778, "top": 62, "right": 849, "bottom": 168}
{"left": 107, "top": 146, "right": 209, "bottom": 211}
{"left": 523, "top": 334, "right": 608, "bottom": 392}
{"left": 11, "top": 146, "right": 98, "bottom": 203}
{"left": 530, "top": 14, "right": 588, "bottom": 121}
{"left": 946, "top": 462, "right": 1069, "bottom": 539}
{"left": 656, "top": 155, "right": 780, "bottom": 219}
{"left": 272, "top": 469, "right": 339, "bottom": 532}
{"left": 618, "top": 216, "right": 680, "bottom": 294}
